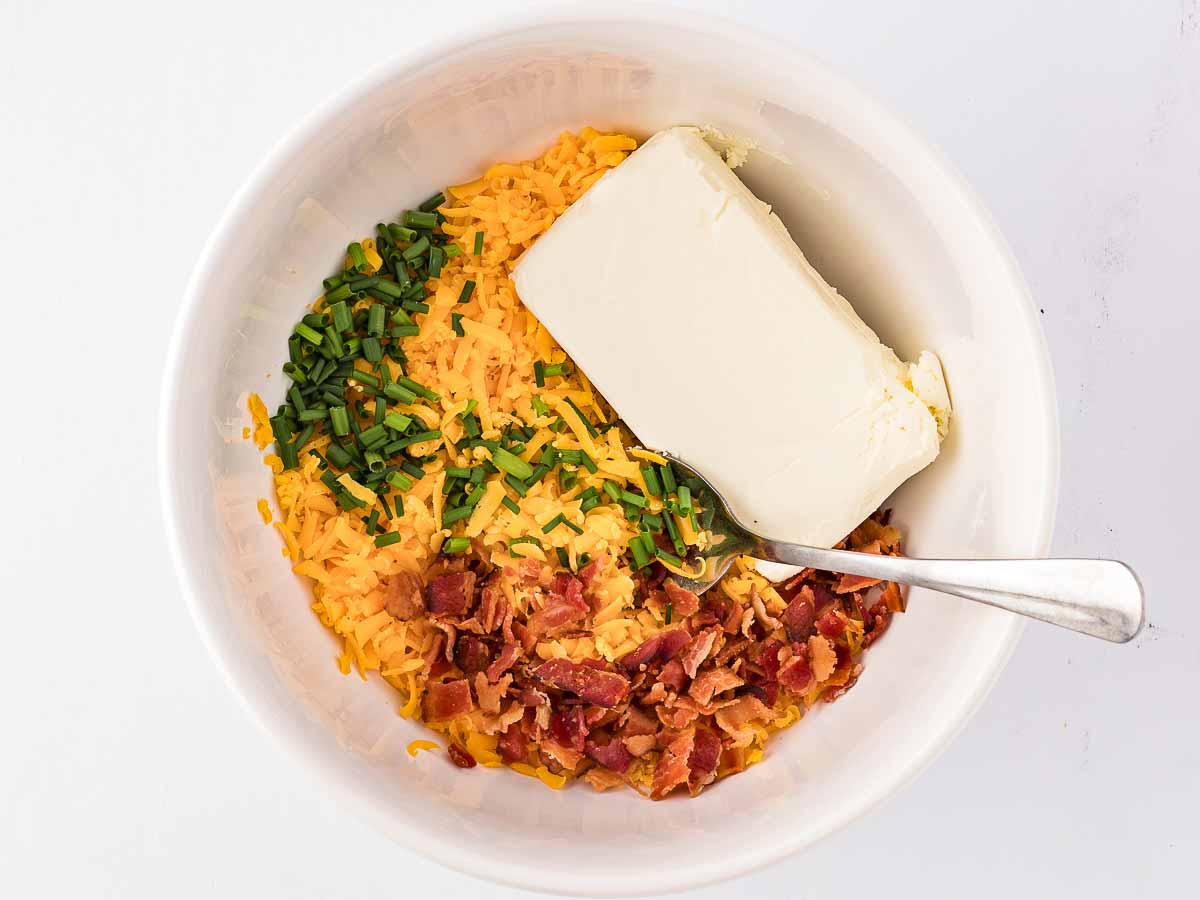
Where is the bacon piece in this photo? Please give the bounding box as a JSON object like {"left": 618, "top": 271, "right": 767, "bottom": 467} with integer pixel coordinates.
{"left": 423, "top": 679, "right": 474, "bottom": 722}
{"left": 454, "top": 635, "right": 491, "bottom": 675}
{"left": 679, "top": 626, "right": 721, "bottom": 679}
{"left": 657, "top": 702, "right": 699, "bottom": 730}
{"left": 447, "top": 743, "right": 476, "bottom": 768}
{"left": 620, "top": 705, "right": 659, "bottom": 737}
{"left": 525, "top": 601, "right": 587, "bottom": 639}
{"left": 862, "top": 600, "right": 893, "bottom": 647}
{"left": 688, "top": 727, "right": 722, "bottom": 793}
{"left": 518, "top": 557, "right": 543, "bottom": 585}
{"left": 714, "top": 695, "right": 773, "bottom": 747}
{"left": 658, "top": 658, "right": 687, "bottom": 692}
{"left": 586, "top": 736, "right": 633, "bottom": 773}
{"left": 485, "top": 641, "right": 519, "bottom": 683}
{"left": 650, "top": 728, "right": 696, "bottom": 800}
{"left": 578, "top": 552, "right": 607, "bottom": 589}
{"left": 383, "top": 571, "right": 425, "bottom": 620}
{"left": 583, "top": 767, "right": 627, "bottom": 792}
{"left": 542, "top": 739, "right": 583, "bottom": 772}
{"left": 663, "top": 580, "right": 701, "bottom": 619}
{"left": 808, "top": 635, "right": 838, "bottom": 682}
{"left": 477, "top": 576, "right": 508, "bottom": 633}
{"left": 623, "top": 733, "right": 657, "bottom": 757}
{"left": 427, "top": 572, "right": 476, "bottom": 619}
{"left": 816, "top": 609, "right": 847, "bottom": 639}
{"left": 835, "top": 573, "right": 883, "bottom": 594}
{"left": 535, "top": 659, "right": 630, "bottom": 708}
{"left": 688, "top": 667, "right": 744, "bottom": 706}
{"left": 618, "top": 626, "right": 692, "bottom": 672}
{"left": 550, "top": 707, "right": 589, "bottom": 752}
{"left": 781, "top": 586, "right": 816, "bottom": 641}
{"left": 421, "top": 633, "right": 445, "bottom": 675}
{"left": 498, "top": 722, "right": 528, "bottom": 764}
{"left": 474, "top": 672, "right": 511, "bottom": 714}
{"left": 777, "top": 645, "right": 813, "bottom": 692}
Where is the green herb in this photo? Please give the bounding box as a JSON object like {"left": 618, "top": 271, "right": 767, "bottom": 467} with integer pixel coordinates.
{"left": 374, "top": 531, "right": 403, "bottom": 548}
{"left": 347, "top": 242, "right": 369, "bottom": 272}
{"left": 492, "top": 447, "right": 534, "bottom": 480}
{"left": 457, "top": 280, "right": 476, "bottom": 303}
{"left": 501, "top": 496, "right": 521, "bottom": 514}
{"left": 556, "top": 547, "right": 570, "bottom": 568}
{"left": 451, "top": 313, "right": 464, "bottom": 337}
{"left": 418, "top": 192, "right": 445, "bottom": 213}
{"left": 329, "top": 406, "right": 350, "bottom": 436}
{"left": 508, "top": 535, "right": 542, "bottom": 551}
{"left": 533, "top": 360, "right": 545, "bottom": 388}
{"left": 384, "top": 411, "right": 412, "bottom": 432}
{"left": 442, "top": 505, "right": 474, "bottom": 526}
{"left": 443, "top": 536, "right": 471, "bottom": 554}
{"left": 294, "top": 322, "right": 323, "bottom": 346}
{"left": 620, "top": 489, "right": 647, "bottom": 508}
{"left": 386, "top": 471, "right": 413, "bottom": 492}
{"left": 660, "top": 463, "right": 677, "bottom": 494}
{"left": 473, "top": 230, "right": 484, "bottom": 255}
{"left": 640, "top": 464, "right": 662, "bottom": 497}
{"left": 664, "top": 601, "right": 673, "bottom": 624}
{"left": 602, "top": 481, "right": 622, "bottom": 503}
{"left": 403, "top": 210, "right": 439, "bottom": 230}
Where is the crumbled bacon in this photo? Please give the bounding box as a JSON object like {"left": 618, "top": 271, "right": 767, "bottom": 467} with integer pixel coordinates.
{"left": 474, "top": 672, "right": 511, "bottom": 714}
{"left": 618, "top": 626, "right": 691, "bottom": 672}
{"left": 447, "top": 743, "right": 477, "bottom": 768}
{"left": 424, "top": 679, "right": 474, "bottom": 722}
{"left": 384, "top": 571, "right": 425, "bottom": 620}
{"left": 777, "top": 645, "right": 813, "bottom": 692}
{"left": 578, "top": 552, "right": 607, "bottom": 589}
{"left": 781, "top": 586, "right": 816, "bottom": 641}
{"left": 498, "top": 722, "right": 528, "bottom": 764}
{"left": 714, "top": 695, "right": 773, "bottom": 747}
{"left": 486, "top": 641, "right": 519, "bottom": 683}
{"left": 550, "top": 707, "right": 588, "bottom": 752}
{"left": 663, "top": 580, "right": 701, "bottom": 618}
{"left": 585, "top": 736, "right": 633, "bottom": 773}
{"left": 620, "top": 704, "right": 658, "bottom": 737}
{"left": 477, "top": 576, "right": 507, "bottom": 633}
{"left": 688, "top": 667, "right": 744, "bottom": 706}
{"left": 427, "top": 572, "right": 476, "bottom": 619}
{"left": 679, "top": 626, "right": 721, "bottom": 679}
{"left": 658, "top": 658, "right": 687, "bottom": 692}
{"left": 454, "top": 635, "right": 491, "bottom": 675}
{"left": 816, "top": 609, "right": 846, "bottom": 639}
{"left": 535, "top": 659, "right": 630, "bottom": 708}
{"left": 650, "top": 728, "right": 695, "bottom": 800}
{"left": 688, "top": 727, "right": 722, "bottom": 793}
{"left": 623, "top": 733, "right": 657, "bottom": 757}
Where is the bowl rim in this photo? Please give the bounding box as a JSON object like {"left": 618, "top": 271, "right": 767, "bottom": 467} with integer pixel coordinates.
{"left": 158, "top": 4, "right": 1060, "bottom": 894}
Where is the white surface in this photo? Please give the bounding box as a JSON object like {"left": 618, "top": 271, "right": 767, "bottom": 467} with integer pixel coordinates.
{"left": 0, "top": 0, "right": 1195, "bottom": 897}
{"left": 159, "top": 13, "right": 1055, "bottom": 893}
{"left": 513, "top": 126, "right": 948, "bottom": 551}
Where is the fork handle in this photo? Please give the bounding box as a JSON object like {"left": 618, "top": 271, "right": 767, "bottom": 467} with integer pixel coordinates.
{"left": 756, "top": 542, "right": 1145, "bottom": 643}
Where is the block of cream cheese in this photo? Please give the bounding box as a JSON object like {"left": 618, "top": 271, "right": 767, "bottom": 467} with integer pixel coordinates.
{"left": 512, "top": 127, "right": 950, "bottom": 564}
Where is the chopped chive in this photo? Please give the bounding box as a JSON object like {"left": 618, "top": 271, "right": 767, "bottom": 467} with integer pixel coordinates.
{"left": 533, "top": 360, "right": 545, "bottom": 388}
{"left": 443, "top": 536, "right": 471, "bottom": 554}
{"left": 364, "top": 450, "right": 385, "bottom": 473}
{"left": 640, "top": 464, "right": 662, "bottom": 497}
{"left": 419, "top": 192, "right": 445, "bottom": 213}
{"left": 629, "top": 534, "right": 651, "bottom": 569}
{"left": 326, "top": 443, "right": 352, "bottom": 469}
{"left": 428, "top": 246, "right": 444, "bottom": 278}
{"left": 602, "top": 481, "right": 622, "bottom": 503}
{"left": 364, "top": 508, "right": 380, "bottom": 535}
{"left": 541, "top": 513, "right": 567, "bottom": 534}
{"left": 444, "top": 466, "right": 473, "bottom": 479}
{"left": 556, "top": 547, "right": 570, "bottom": 568}
{"left": 372, "top": 280, "right": 405, "bottom": 298}
{"left": 323, "top": 326, "right": 344, "bottom": 357}
{"left": 564, "top": 397, "right": 599, "bottom": 438}
{"left": 542, "top": 362, "right": 569, "bottom": 378}
{"left": 492, "top": 447, "right": 534, "bottom": 480}
{"left": 386, "top": 471, "right": 413, "bottom": 492}
{"left": 377, "top": 494, "right": 394, "bottom": 520}
{"left": 469, "top": 467, "right": 485, "bottom": 485}
{"left": 387, "top": 224, "right": 418, "bottom": 243}
{"left": 294, "top": 322, "right": 323, "bottom": 346}
{"left": 559, "top": 468, "right": 578, "bottom": 492}
{"left": 347, "top": 242, "right": 369, "bottom": 272}
{"left": 501, "top": 496, "right": 520, "bottom": 514}
{"left": 403, "top": 210, "right": 439, "bottom": 230}
{"left": 677, "top": 484, "right": 692, "bottom": 514}
{"left": 663, "top": 510, "right": 686, "bottom": 555}
{"left": 324, "top": 283, "right": 352, "bottom": 303}
{"left": 642, "top": 512, "right": 663, "bottom": 531}
{"left": 509, "top": 535, "right": 542, "bottom": 549}
{"left": 442, "top": 505, "right": 474, "bottom": 526}
{"left": 374, "top": 531, "right": 402, "bottom": 548}
{"left": 383, "top": 382, "right": 418, "bottom": 405}
{"left": 655, "top": 542, "right": 683, "bottom": 565}
{"left": 329, "top": 406, "right": 350, "bottom": 436}
{"left": 557, "top": 449, "right": 583, "bottom": 465}
{"left": 664, "top": 601, "right": 673, "bottom": 624}
{"left": 350, "top": 369, "right": 380, "bottom": 388}
{"left": 579, "top": 452, "right": 598, "bottom": 474}
{"left": 620, "top": 489, "right": 647, "bottom": 508}
{"left": 346, "top": 274, "right": 379, "bottom": 289}
{"left": 269, "top": 415, "right": 293, "bottom": 445}
{"left": 505, "top": 474, "right": 529, "bottom": 497}
{"left": 473, "top": 230, "right": 484, "bottom": 255}
{"left": 298, "top": 407, "right": 328, "bottom": 423}
{"left": 384, "top": 411, "right": 412, "bottom": 432}
{"left": 330, "top": 300, "right": 353, "bottom": 333}
{"left": 530, "top": 395, "right": 550, "bottom": 417}
{"left": 463, "top": 484, "right": 486, "bottom": 508}
{"left": 323, "top": 274, "right": 345, "bottom": 292}
{"left": 391, "top": 324, "right": 420, "bottom": 338}
{"left": 451, "top": 313, "right": 464, "bottom": 337}
{"left": 660, "top": 463, "right": 677, "bottom": 494}
{"left": 444, "top": 244, "right": 461, "bottom": 258}
{"left": 396, "top": 376, "right": 439, "bottom": 401}
{"left": 402, "top": 235, "right": 430, "bottom": 261}
{"left": 367, "top": 304, "right": 385, "bottom": 337}
{"left": 390, "top": 307, "right": 414, "bottom": 326}
{"left": 458, "top": 280, "right": 476, "bottom": 303}
{"left": 361, "top": 336, "right": 383, "bottom": 363}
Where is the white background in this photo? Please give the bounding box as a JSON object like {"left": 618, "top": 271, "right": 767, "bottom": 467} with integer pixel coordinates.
{"left": 2, "top": 0, "right": 1196, "bottom": 897}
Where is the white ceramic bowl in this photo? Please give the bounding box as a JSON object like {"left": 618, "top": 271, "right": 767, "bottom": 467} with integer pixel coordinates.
{"left": 160, "top": 8, "right": 1058, "bottom": 895}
